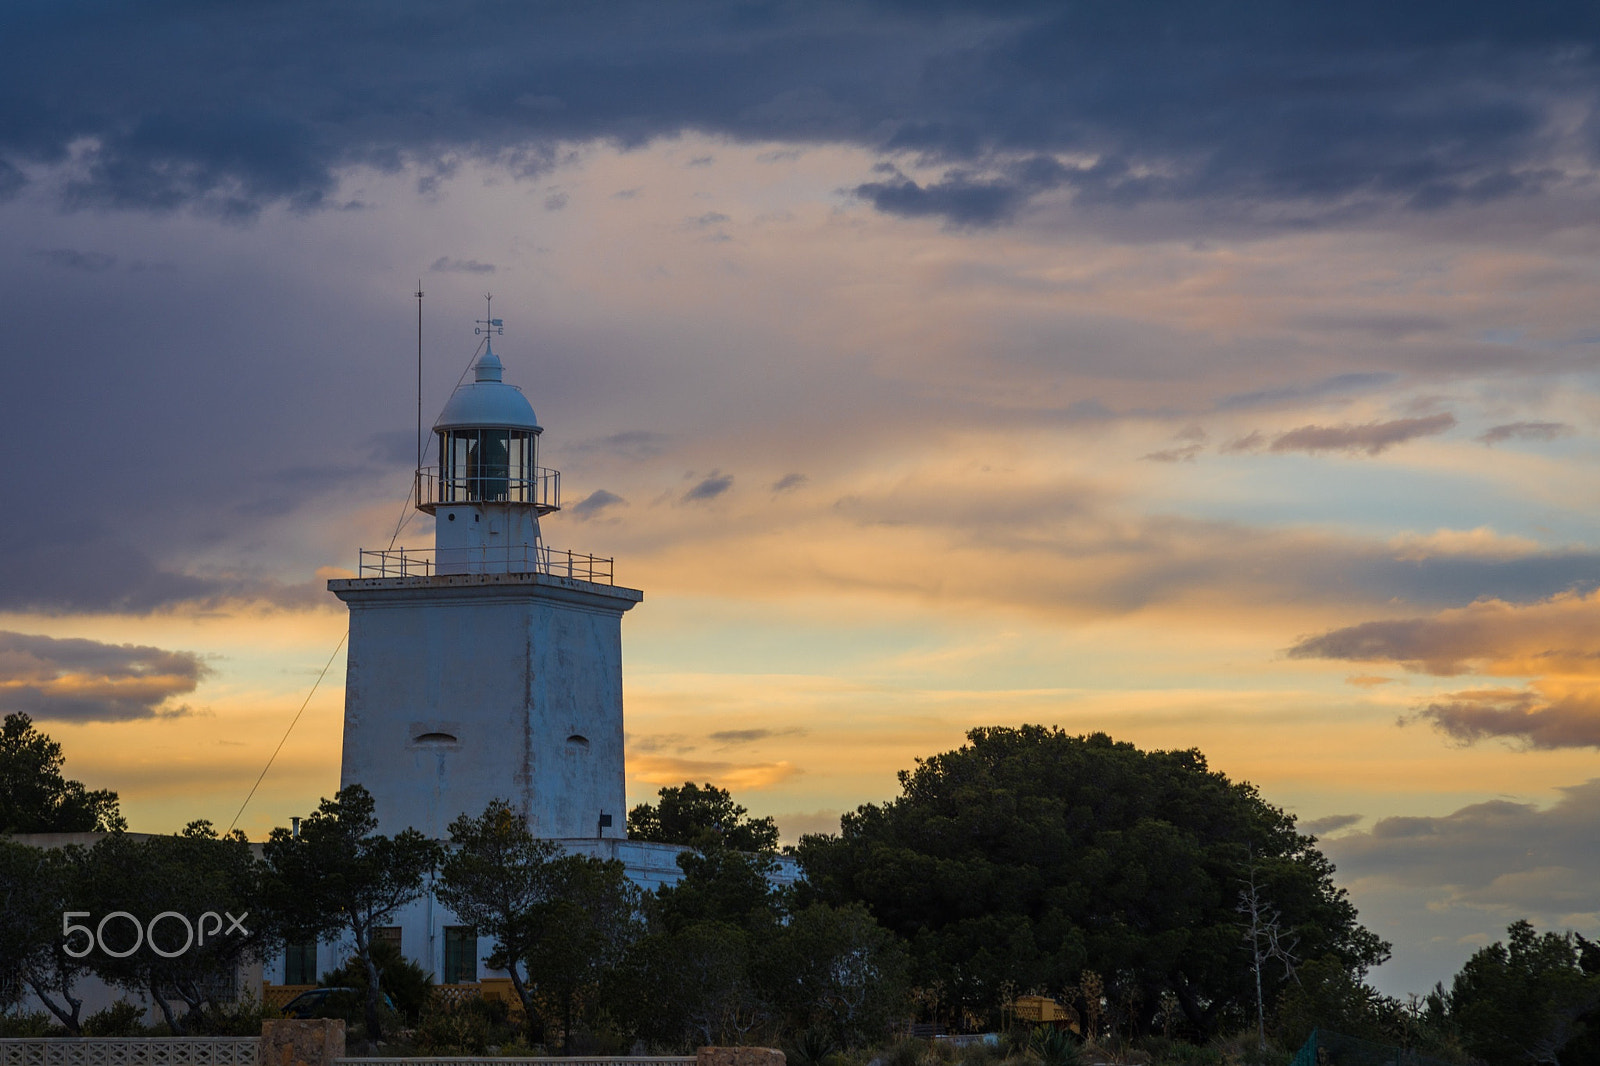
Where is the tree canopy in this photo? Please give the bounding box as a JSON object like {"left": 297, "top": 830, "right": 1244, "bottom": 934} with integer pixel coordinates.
{"left": 0, "top": 713, "right": 124, "bottom": 834}
{"left": 262, "top": 785, "right": 441, "bottom": 1041}
{"left": 627, "top": 781, "right": 779, "bottom": 853}
{"left": 796, "top": 725, "right": 1389, "bottom": 1039}
{"left": 1443, "top": 920, "right": 1600, "bottom": 1066}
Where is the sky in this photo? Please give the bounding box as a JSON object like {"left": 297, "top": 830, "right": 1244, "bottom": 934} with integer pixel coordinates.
{"left": 2, "top": 0, "right": 1598, "bottom": 999}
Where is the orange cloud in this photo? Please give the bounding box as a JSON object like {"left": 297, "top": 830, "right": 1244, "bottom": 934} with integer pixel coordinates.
{"left": 1289, "top": 589, "right": 1600, "bottom": 678}
{"left": 1292, "top": 590, "right": 1600, "bottom": 749}
{"left": 627, "top": 753, "right": 801, "bottom": 791}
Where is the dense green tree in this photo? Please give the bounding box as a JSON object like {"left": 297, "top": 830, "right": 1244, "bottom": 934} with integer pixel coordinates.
{"left": 0, "top": 840, "right": 94, "bottom": 1032}
{"left": 628, "top": 781, "right": 779, "bottom": 853}
{"left": 760, "top": 902, "right": 909, "bottom": 1048}
{"left": 629, "top": 920, "right": 760, "bottom": 1048}
{"left": 796, "top": 726, "right": 1388, "bottom": 1038}
{"left": 0, "top": 713, "right": 124, "bottom": 834}
{"left": 435, "top": 798, "right": 563, "bottom": 1039}
{"left": 81, "top": 822, "right": 265, "bottom": 1033}
{"left": 1444, "top": 920, "right": 1600, "bottom": 1066}
{"left": 653, "top": 843, "right": 786, "bottom": 936}
{"left": 521, "top": 854, "right": 643, "bottom": 1052}
{"left": 262, "top": 785, "right": 441, "bottom": 1042}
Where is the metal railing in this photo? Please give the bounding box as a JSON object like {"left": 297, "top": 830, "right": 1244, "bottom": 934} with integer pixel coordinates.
{"left": 416, "top": 468, "right": 560, "bottom": 513}
{"left": 0, "top": 1038, "right": 259, "bottom": 1066}
{"left": 357, "top": 546, "right": 614, "bottom": 585}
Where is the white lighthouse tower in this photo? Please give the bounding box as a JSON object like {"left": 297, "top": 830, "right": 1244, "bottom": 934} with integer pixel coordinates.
{"left": 328, "top": 310, "right": 642, "bottom": 842}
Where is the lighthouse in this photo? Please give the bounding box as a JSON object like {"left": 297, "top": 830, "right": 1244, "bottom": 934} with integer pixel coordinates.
{"left": 327, "top": 311, "right": 642, "bottom": 842}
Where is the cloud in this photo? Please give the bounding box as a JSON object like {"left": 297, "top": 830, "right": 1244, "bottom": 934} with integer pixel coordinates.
{"left": 1325, "top": 779, "right": 1600, "bottom": 922}
{"left": 771, "top": 473, "right": 807, "bottom": 493}
{"left": 1288, "top": 589, "right": 1600, "bottom": 678}
{"left": 1291, "top": 314, "right": 1450, "bottom": 340}
{"left": 1412, "top": 687, "right": 1600, "bottom": 749}
{"left": 1220, "top": 431, "right": 1266, "bottom": 454}
{"left": 0, "top": 527, "right": 226, "bottom": 615}
{"left": 1302, "top": 813, "right": 1363, "bottom": 836}
{"left": 628, "top": 732, "right": 693, "bottom": 754}
{"left": 1142, "top": 424, "right": 1208, "bottom": 462}
{"left": 1218, "top": 373, "right": 1398, "bottom": 411}
{"left": 682, "top": 471, "right": 733, "bottom": 502}
{"left": 2, "top": 5, "right": 1595, "bottom": 229}
{"left": 1477, "top": 421, "right": 1575, "bottom": 445}
{"left": 429, "top": 256, "right": 496, "bottom": 274}
{"left": 0, "top": 631, "right": 207, "bottom": 722}
{"left": 708, "top": 727, "right": 807, "bottom": 746}
{"left": 776, "top": 808, "right": 844, "bottom": 842}
{"left": 628, "top": 753, "right": 800, "bottom": 791}
{"left": 1269, "top": 413, "right": 1456, "bottom": 455}
{"left": 1140, "top": 444, "right": 1203, "bottom": 463}
{"left": 1291, "top": 589, "right": 1600, "bottom": 748}
{"left": 28, "top": 248, "right": 118, "bottom": 272}
{"left": 570, "top": 489, "right": 626, "bottom": 520}
{"left": 575, "top": 431, "right": 670, "bottom": 459}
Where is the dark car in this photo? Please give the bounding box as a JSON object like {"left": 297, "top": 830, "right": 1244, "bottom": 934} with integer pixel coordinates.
{"left": 279, "top": 987, "right": 395, "bottom": 1018}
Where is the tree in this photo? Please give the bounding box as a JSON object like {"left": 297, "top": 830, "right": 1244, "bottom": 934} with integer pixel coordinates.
{"left": 262, "top": 785, "right": 441, "bottom": 1042}
{"left": 0, "top": 713, "right": 124, "bottom": 834}
{"left": 521, "top": 855, "right": 643, "bottom": 1053}
{"left": 435, "top": 798, "right": 563, "bottom": 1040}
{"left": 761, "top": 902, "right": 909, "bottom": 1049}
{"left": 81, "top": 822, "right": 265, "bottom": 1033}
{"left": 629, "top": 920, "right": 761, "bottom": 1049}
{"left": 0, "top": 840, "right": 95, "bottom": 1032}
{"left": 628, "top": 782, "right": 779, "bottom": 853}
{"left": 796, "top": 726, "right": 1388, "bottom": 1038}
{"left": 1444, "top": 920, "right": 1600, "bottom": 1066}
{"left": 1238, "top": 854, "right": 1299, "bottom": 1050}
{"left": 653, "top": 843, "right": 786, "bottom": 935}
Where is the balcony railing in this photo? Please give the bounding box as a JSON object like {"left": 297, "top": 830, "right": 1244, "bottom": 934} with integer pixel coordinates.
{"left": 357, "top": 545, "right": 614, "bottom": 584}
{"left": 415, "top": 467, "right": 560, "bottom": 514}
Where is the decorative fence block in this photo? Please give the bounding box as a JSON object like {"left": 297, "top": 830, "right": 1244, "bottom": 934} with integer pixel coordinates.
{"left": 336, "top": 1058, "right": 695, "bottom": 1066}
{"left": 0, "top": 1038, "right": 260, "bottom": 1066}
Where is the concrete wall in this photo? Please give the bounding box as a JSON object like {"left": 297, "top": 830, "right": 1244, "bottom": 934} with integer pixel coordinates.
{"left": 331, "top": 573, "right": 642, "bottom": 841}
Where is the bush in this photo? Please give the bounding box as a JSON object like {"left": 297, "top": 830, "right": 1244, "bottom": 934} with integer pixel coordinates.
{"left": 322, "top": 939, "right": 435, "bottom": 1023}
{"left": 0, "top": 1012, "right": 61, "bottom": 1037}
{"left": 415, "top": 1000, "right": 492, "bottom": 1055}
{"left": 83, "top": 1001, "right": 147, "bottom": 1036}
{"left": 189, "top": 992, "right": 281, "bottom": 1036}
{"left": 1027, "top": 1026, "right": 1082, "bottom": 1066}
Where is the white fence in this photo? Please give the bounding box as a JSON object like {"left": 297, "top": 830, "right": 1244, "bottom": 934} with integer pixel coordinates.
{"left": 0, "top": 1038, "right": 259, "bottom": 1066}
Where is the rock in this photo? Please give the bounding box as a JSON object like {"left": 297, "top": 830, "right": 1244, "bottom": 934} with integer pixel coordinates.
{"left": 261, "top": 1018, "right": 346, "bottom": 1066}
{"left": 697, "top": 1046, "right": 787, "bottom": 1066}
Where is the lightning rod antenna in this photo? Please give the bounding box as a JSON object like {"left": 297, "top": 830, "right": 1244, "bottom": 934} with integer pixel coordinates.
{"left": 415, "top": 282, "right": 424, "bottom": 475}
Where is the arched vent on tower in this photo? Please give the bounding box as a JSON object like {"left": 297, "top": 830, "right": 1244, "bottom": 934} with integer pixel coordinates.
{"left": 415, "top": 731, "right": 458, "bottom": 744}
{"left": 566, "top": 734, "right": 590, "bottom": 748}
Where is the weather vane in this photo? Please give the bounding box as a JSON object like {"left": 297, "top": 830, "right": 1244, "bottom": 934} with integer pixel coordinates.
{"left": 474, "top": 292, "right": 504, "bottom": 338}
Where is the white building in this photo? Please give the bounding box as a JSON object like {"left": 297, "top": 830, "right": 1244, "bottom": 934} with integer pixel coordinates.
{"left": 330, "top": 337, "right": 640, "bottom": 843}
{"left": 289, "top": 322, "right": 796, "bottom": 990}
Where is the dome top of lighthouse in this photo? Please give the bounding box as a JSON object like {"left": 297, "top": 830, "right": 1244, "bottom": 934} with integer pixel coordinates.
{"left": 434, "top": 342, "right": 541, "bottom": 432}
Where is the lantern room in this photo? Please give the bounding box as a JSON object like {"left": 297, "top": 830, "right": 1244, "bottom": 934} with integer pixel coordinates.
{"left": 412, "top": 340, "right": 561, "bottom": 575}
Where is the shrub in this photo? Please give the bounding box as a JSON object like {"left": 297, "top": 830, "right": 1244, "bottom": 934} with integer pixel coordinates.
{"left": 83, "top": 1001, "right": 148, "bottom": 1036}
{"left": 1028, "top": 1026, "right": 1082, "bottom": 1066}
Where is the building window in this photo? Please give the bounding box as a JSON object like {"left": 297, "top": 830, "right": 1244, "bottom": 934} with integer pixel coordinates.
{"left": 444, "top": 926, "right": 477, "bottom": 984}
{"left": 375, "top": 926, "right": 402, "bottom": 953}
{"left": 285, "top": 941, "right": 318, "bottom": 985}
